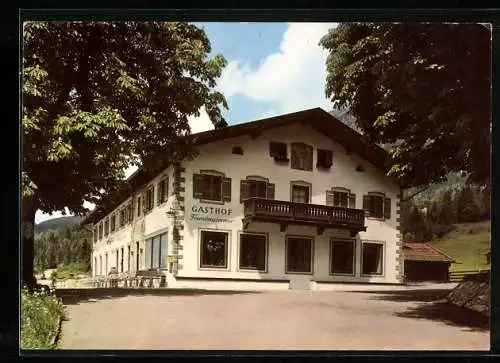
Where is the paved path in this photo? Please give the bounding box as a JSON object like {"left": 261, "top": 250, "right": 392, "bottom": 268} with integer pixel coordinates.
{"left": 58, "top": 286, "right": 489, "bottom": 350}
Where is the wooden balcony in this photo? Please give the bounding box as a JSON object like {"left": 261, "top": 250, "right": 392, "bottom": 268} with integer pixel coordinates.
{"left": 243, "top": 198, "right": 366, "bottom": 236}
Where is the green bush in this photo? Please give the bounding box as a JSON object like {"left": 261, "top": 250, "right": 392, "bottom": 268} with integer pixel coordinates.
{"left": 54, "top": 262, "right": 90, "bottom": 280}
{"left": 21, "top": 287, "right": 65, "bottom": 349}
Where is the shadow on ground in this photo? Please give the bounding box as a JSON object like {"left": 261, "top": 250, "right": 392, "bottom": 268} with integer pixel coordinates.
{"left": 352, "top": 289, "right": 489, "bottom": 332}
{"left": 55, "top": 288, "right": 260, "bottom": 306}
{"left": 350, "top": 289, "right": 451, "bottom": 303}
{"left": 396, "top": 302, "right": 489, "bottom": 333}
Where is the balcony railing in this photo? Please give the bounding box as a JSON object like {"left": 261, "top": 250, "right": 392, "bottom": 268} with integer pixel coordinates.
{"left": 243, "top": 198, "right": 366, "bottom": 230}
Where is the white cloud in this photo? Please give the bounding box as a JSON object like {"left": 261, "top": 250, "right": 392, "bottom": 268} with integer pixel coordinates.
{"left": 188, "top": 106, "right": 215, "bottom": 134}
{"left": 218, "top": 22, "right": 338, "bottom": 118}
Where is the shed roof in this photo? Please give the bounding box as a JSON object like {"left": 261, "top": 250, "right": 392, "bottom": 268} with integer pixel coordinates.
{"left": 403, "top": 243, "right": 455, "bottom": 263}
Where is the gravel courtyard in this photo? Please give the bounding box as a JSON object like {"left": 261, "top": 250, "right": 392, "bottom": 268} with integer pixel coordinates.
{"left": 57, "top": 286, "right": 489, "bottom": 350}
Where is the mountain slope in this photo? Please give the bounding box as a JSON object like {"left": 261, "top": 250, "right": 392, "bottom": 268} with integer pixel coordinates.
{"left": 35, "top": 216, "right": 83, "bottom": 233}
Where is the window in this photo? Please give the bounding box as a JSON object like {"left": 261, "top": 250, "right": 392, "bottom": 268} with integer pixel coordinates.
{"left": 239, "top": 233, "right": 267, "bottom": 271}
{"left": 291, "top": 184, "right": 310, "bottom": 203}
{"left": 330, "top": 240, "right": 355, "bottom": 275}
{"left": 144, "top": 186, "right": 155, "bottom": 212}
{"left": 129, "top": 201, "right": 134, "bottom": 222}
{"left": 119, "top": 208, "right": 126, "bottom": 227}
{"left": 104, "top": 219, "right": 109, "bottom": 237}
{"left": 144, "top": 233, "right": 168, "bottom": 269}
{"left": 317, "top": 149, "right": 333, "bottom": 168}
{"left": 232, "top": 146, "right": 244, "bottom": 155}
{"left": 269, "top": 142, "right": 288, "bottom": 161}
{"left": 193, "top": 172, "right": 231, "bottom": 203}
{"left": 286, "top": 237, "right": 313, "bottom": 273}
{"left": 93, "top": 227, "right": 97, "bottom": 243}
{"left": 291, "top": 143, "right": 313, "bottom": 171}
{"left": 99, "top": 256, "right": 102, "bottom": 275}
{"left": 240, "top": 176, "right": 275, "bottom": 202}
{"left": 115, "top": 249, "right": 119, "bottom": 271}
{"left": 110, "top": 214, "right": 116, "bottom": 232}
{"left": 157, "top": 177, "right": 168, "bottom": 205}
{"left": 120, "top": 247, "right": 124, "bottom": 272}
{"left": 363, "top": 193, "right": 391, "bottom": 219}
{"left": 362, "top": 241, "right": 384, "bottom": 275}
{"left": 326, "top": 188, "right": 356, "bottom": 208}
{"left": 137, "top": 195, "right": 142, "bottom": 217}
{"left": 200, "top": 231, "right": 229, "bottom": 269}
{"left": 98, "top": 223, "right": 103, "bottom": 239}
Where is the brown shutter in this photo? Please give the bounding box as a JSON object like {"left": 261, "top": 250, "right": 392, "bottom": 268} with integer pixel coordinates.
{"left": 267, "top": 183, "right": 275, "bottom": 199}
{"left": 306, "top": 145, "right": 313, "bottom": 171}
{"left": 193, "top": 174, "right": 204, "bottom": 199}
{"left": 384, "top": 197, "right": 392, "bottom": 220}
{"left": 326, "top": 150, "right": 333, "bottom": 167}
{"left": 142, "top": 192, "right": 146, "bottom": 212}
{"left": 222, "top": 177, "right": 231, "bottom": 202}
{"left": 240, "top": 180, "right": 250, "bottom": 203}
{"left": 363, "top": 195, "right": 370, "bottom": 216}
{"left": 348, "top": 193, "right": 356, "bottom": 209}
{"left": 326, "top": 191, "right": 334, "bottom": 206}
{"left": 129, "top": 201, "right": 134, "bottom": 222}
{"left": 291, "top": 144, "right": 298, "bottom": 169}
{"left": 157, "top": 181, "right": 162, "bottom": 205}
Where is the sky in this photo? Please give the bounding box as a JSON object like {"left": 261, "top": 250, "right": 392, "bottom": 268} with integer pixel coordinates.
{"left": 34, "top": 22, "right": 338, "bottom": 224}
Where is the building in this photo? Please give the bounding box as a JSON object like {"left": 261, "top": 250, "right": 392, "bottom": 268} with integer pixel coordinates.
{"left": 403, "top": 243, "right": 455, "bottom": 282}
{"left": 83, "top": 108, "right": 406, "bottom": 290}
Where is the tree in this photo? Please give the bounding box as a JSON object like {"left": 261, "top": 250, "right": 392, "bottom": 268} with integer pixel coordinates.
{"left": 22, "top": 22, "right": 228, "bottom": 286}
{"left": 320, "top": 23, "right": 491, "bottom": 189}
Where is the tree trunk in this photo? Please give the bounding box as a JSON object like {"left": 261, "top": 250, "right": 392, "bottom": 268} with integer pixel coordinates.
{"left": 22, "top": 196, "right": 37, "bottom": 288}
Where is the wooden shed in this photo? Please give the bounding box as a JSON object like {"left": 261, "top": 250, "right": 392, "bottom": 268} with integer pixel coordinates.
{"left": 403, "top": 243, "right": 455, "bottom": 283}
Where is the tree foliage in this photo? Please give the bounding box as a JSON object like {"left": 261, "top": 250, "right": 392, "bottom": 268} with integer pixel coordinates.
{"left": 34, "top": 227, "right": 91, "bottom": 271}
{"left": 320, "top": 23, "right": 491, "bottom": 188}
{"left": 22, "top": 21, "right": 228, "bottom": 284}
{"left": 23, "top": 21, "right": 228, "bottom": 214}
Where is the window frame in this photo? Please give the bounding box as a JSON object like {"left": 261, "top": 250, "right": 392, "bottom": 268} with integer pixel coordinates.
{"left": 199, "top": 229, "right": 230, "bottom": 270}
{"left": 316, "top": 148, "right": 333, "bottom": 169}
{"left": 110, "top": 214, "right": 116, "bottom": 233}
{"left": 194, "top": 170, "right": 231, "bottom": 204}
{"left": 361, "top": 240, "right": 385, "bottom": 277}
{"left": 104, "top": 218, "right": 109, "bottom": 237}
{"left": 326, "top": 187, "right": 356, "bottom": 209}
{"left": 329, "top": 238, "right": 356, "bottom": 276}
{"left": 144, "top": 232, "right": 168, "bottom": 270}
{"left": 201, "top": 173, "right": 224, "bottom": 203}
{"left": 157, "top": 176, "right": 169, "bottom": 206}
{"left": 290, "top": 180, "right": 312, "bottom": 204}
{"left": 364, "top": 192, "right": 390, "bottom": 220}
{"left": 237, "top": 232, "right": 268, "bottom": 272}
{"left": 144, "top": 185, "right": 155, "bottom": 213}
{"left": 285, "top": 235, "right": 314, "bottom": 275}
{"left": 291, "top": 142, "right": 313, "bottom": 171}
{"left": 240, "top": 176, "right": 275, "bottom": 203}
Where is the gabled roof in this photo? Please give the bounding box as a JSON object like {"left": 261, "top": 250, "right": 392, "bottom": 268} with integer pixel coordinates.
{"left": 82, "top": 107, "right": 396, "bottom": 225}
{"left": 403, "top": 243, "right": 455, "bottom": 263}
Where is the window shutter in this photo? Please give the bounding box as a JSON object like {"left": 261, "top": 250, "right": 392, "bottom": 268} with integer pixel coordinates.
{"left": 130, "top": 201, "right": 134, "bottom": 221}
{"left": 142, "top": 192, "right": 146, "bottom": 212}
{"left": 348, "top": 193, "right": 356, "bottom": 209}
{"left": 240, "top": 180, "right": 250, "bottom": 203}
{"left": 363, "top": 195, "right": 370, "bottom": 216}
{"left": 325, "top": 150, "right": 333, "bottom": 167}
{"left": 326, "top": 191, "right": 334, "bottom": 206}
{"left": 157, "top": 182, "right": 162, "bottom": 205}
{"left": 384, "top": 197, "right": 392, "bottom": 220}
{"left": 222, "top": 177, "right": 231, "bottom": 202}
{"left": 193, "top": 174, "right": 204, "bottom": 199}
{"left": 306, "top": 145, "right": 313, "bottom": 171}
{"left": 291, "top": 145, "right": 299, "bottom": 169}
{"left": 165, "top": 177, "right": 169, "bottom": 201}
{"left": 267, "top": 183, "right": 275, "bottom": 199}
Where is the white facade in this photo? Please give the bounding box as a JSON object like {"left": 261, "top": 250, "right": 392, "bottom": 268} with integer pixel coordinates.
{"left": 90, "top": 111, "right": 404, "bottom": 290}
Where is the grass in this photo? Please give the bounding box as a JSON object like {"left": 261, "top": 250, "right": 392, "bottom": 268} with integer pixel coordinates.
{"left": 431, "top": 221, "right": 491, "bottom": 272}
{"left": 21, "top": 287, "right": 65, "bottom": 349}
